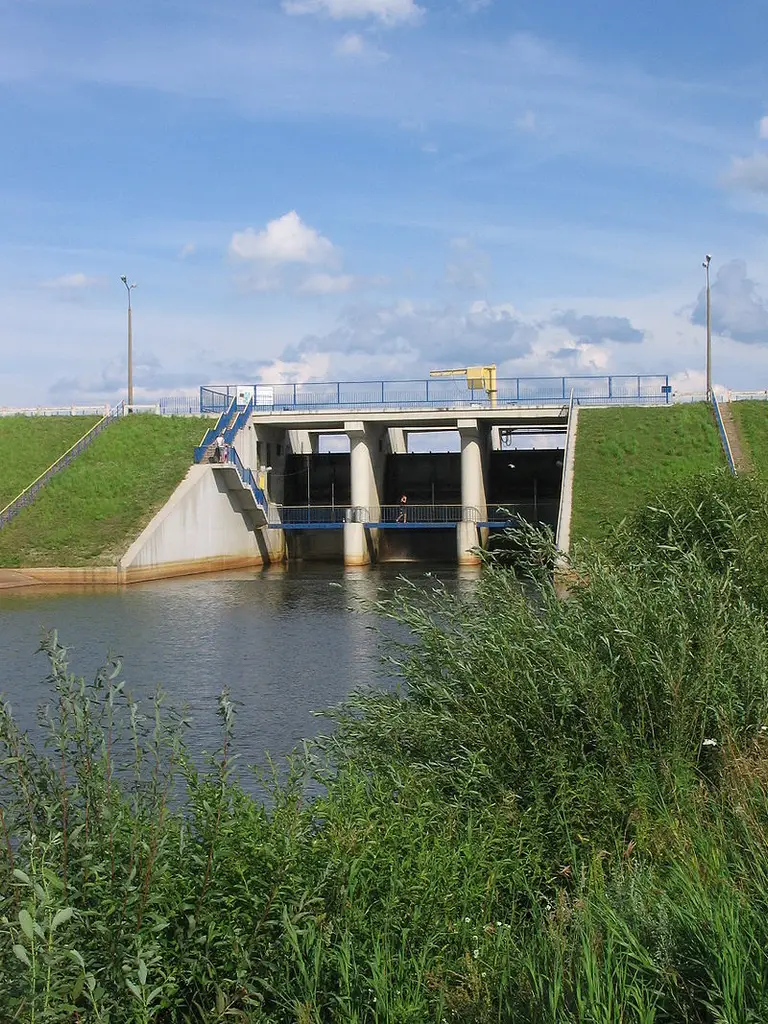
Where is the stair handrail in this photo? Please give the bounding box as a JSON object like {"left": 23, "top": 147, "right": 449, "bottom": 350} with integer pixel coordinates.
{"left": 0, "top": 402, "right": 125, "bottom": 530}
{"left": 711, "top": 392, "right": 737, "bottom": 475}
{"left": 194, "top": 398, "right": 239, "bottom": 463}
{"left": 227, "top": 445, "right": 268, "bottom": 513}
{"left": 555, "top": 389, "right": 576, "bottom": 551}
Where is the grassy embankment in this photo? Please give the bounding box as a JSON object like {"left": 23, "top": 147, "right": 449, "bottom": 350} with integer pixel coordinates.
{"left": 0, "top": 415, "right": 101, "bottom": 510}
{"left": 570, "top": 403, "right": 724, "bottom": 545}
{"left": 3, "top": 471, "right": 768, "bottom": 1020}
{"left": 0, "top": 415, "right": 212, "bottom": 567}
{"left": 730, "top": 399, "right": 768, "bottom": 476}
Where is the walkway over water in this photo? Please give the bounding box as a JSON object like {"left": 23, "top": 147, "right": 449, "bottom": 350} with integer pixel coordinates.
{"left": 201, "top": 374, "right": 670, "bottom": 415}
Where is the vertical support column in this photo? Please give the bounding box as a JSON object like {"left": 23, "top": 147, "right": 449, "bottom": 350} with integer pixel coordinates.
{"left": 250, "top": 423, "right": 288, "bottom": 564}
{"left": 344, "top": 421, "right": 383, "bottom": 567}
{"left": 457, "top": 418, "right": 488, "bottom": 567}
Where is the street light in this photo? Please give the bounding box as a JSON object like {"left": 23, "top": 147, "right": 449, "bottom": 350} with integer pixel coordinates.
{"left": 120, "top": 275, "right": 137, "bottom": 408}
{"left": 702, "top": 254, "right": 712, "bottom": 401}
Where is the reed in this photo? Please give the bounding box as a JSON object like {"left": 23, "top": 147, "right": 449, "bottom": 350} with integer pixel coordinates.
{"left": 2, "top": 471, "right": 768, "bottom": 1021}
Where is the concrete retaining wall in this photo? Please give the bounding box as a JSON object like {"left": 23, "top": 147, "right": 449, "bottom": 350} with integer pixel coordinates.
{"left": 120, "top": 464, "right": 270, "bottom": 575}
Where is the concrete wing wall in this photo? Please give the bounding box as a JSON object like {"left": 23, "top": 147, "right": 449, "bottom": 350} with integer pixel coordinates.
{"left": 120, "top": 464, "right": 268, "bottom": 574}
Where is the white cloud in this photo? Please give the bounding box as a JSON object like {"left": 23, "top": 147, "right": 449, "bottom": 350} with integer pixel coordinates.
{"left": 691, "top": 259, "right": 768, "bottom": 344}
{"left": 335, "top": 32, "right": 366, "bottom": 55}
{"left": 515, "top": 110, "right": 537, "bottom": 132}
{"left": 179, "top": 241, "right": 196, "bottom": 259}
{"left": 41, "top": 272, "right": 99, "bottom": 290}
{"left": 760, "top": 116, "right": 768, "bottom": 140}
{"left": 282, "top": 0, "right": 424, "bottom": 26}
{"left": 723, "top": 153, "right": 768, "bottom": 194}
{"left": 300, "top": 272, "right": 357, "bottom": 294}
{"left": 229, "top": 211, "right": 337, "bottom": 265}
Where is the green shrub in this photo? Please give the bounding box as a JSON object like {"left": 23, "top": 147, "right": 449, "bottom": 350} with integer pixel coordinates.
{"left": 2, "top": 472, "right": 768, "bottom": 1021}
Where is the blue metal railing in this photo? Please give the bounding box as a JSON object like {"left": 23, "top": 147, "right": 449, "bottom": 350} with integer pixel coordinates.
{"left": 712, "top": 393, "right": 737, "bottom": 475}
{"left": 269, "top": 501, "right": 560, "bottom": 529}
{"left": 0, "top": 403, "right": 125, "bottom": 530}
{"left": 200, "top": 375, "right": 670, "bottom": 414}
{"left": 227, "top": 446, "right": 269, "bottom": 512}
{"left": 194, "top": 397, "right": 255, "bottom": 463}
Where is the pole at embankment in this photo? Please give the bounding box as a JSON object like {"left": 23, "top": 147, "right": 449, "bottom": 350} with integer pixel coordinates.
{"left": 703, "top": 254, "right": 712, "bottom": 401}
{"left": 121, "top": 275, "right": 137, "bottom": 409}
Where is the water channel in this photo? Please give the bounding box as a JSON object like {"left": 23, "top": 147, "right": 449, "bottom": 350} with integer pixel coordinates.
{"left": 0, "top": 565, "right": 475, "bottom": 780}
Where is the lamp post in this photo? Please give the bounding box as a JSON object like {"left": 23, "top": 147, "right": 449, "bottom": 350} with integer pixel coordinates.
{"left": 120, "top": 275, "right": 137, "bottom": 408}
{"left": 702, "top": 255, "right": 712, "bottom": 401}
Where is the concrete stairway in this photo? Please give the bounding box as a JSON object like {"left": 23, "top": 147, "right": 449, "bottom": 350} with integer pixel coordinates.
{"left": 210, "top": 463, "right": 267, "bottom": 530}
{"left": 718, "top": 402, "right": 752, "bottom": 474}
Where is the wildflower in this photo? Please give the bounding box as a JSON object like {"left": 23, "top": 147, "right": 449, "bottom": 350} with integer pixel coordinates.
{"left": 702, "top": 738, "right": 718, "bottom": 747}
{"left": 464, "top": 916, "right": 471, "bottom": 924}
{"left": 473, "top": 949, "right": 480, "bottom": 959}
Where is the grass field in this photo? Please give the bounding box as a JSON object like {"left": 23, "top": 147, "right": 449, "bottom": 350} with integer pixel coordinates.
{"left": 730, "top": 399, "right": 768, "bottom": 476}
{"left": 0, "top": 414, "right": 213, "bottom": 567}
{"left": 0, "top": 415, "right": 101, "bottom": 510}
{"left": 570, "top": 403, "right": 725, "bottom": 544}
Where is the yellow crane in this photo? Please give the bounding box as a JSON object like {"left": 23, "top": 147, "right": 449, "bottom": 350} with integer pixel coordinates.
{"left": 429, "top": 364, "right": 498, "bottom": 407}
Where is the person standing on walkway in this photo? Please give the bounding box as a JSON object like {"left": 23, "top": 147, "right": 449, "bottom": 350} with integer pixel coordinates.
{"left": 397, "top": 493, "right": 408, "bottom": 523}
{"left": 214, "top": 434, "right": 226, "bottom": 464}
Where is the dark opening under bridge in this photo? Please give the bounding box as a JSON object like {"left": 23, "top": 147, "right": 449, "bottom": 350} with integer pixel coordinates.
{"left": 188, "top": 373, "right": 668, "bottom": 566}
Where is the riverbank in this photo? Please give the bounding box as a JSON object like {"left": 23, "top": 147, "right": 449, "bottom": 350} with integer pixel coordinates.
{"left": 2, "top": 470, "right": 767, "bottom": 1021}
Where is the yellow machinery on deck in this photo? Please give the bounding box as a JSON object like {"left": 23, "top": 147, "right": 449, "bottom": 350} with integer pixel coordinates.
{"left": 429, "top": 365, "right": 498, "bottom": 407}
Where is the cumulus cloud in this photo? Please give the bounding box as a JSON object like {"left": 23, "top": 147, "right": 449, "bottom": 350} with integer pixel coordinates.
{"left": 760, "top": 116, "right": 768, "bottom": 140}
{"left": 552, "top": 310, "right": 645, "bottom": 344}
{"left": 41, "top": 272, "right": 99, "bottom": 290}
{"left": 691, "top": 259, "right": 768, "bottom": 344}
{"left": 281, "top": 299, "right": 537, "bottom": 377}
{"left": 282, "top": 0, "right": 423, "bottom": 26}
{"left": 723, "top": 153, "right": 768, "bottom": 195}
{"left": 229, "top": 211, "right": 336, "bottom": 265}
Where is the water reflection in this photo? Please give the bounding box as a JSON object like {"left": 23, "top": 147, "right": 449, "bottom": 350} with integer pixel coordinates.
{"left": 0, "top": 564, "right": 468, "bottom": 774}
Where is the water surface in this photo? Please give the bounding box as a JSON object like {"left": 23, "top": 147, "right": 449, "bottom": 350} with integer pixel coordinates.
{"left": 0, "top": 565, "right": 472, "bottom": 773}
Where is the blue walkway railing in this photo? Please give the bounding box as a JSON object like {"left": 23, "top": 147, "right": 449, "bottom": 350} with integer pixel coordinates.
{"left": 0, "top": 403, "right": 125, "bottom": 530}
{"left": 201, "top": 375, "right": 670, "bottom": 414}
{"left": 269, "top": 502, "right": 559, "bottom": 530}
{"left": 194, "top": 397, "right": 256, "bottom": 463}
{"left": 227, "top": 446, "right": 269, "bottom": 512}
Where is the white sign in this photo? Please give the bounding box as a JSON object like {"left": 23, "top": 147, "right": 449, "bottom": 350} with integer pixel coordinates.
{"left": 255, "top": 385, "right": 275, "bottom": 407}
{"left": 236, "top": 385, "right": 255, "bottom": 407}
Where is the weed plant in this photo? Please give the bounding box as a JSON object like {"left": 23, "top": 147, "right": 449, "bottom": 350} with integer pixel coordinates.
{"left": 2, "top": 471, "right": 768, "bottom": 1021}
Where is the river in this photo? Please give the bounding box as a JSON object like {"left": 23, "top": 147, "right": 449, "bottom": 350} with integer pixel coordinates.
{"left": 0, "top": 565, "right": 475, "bottom": 779}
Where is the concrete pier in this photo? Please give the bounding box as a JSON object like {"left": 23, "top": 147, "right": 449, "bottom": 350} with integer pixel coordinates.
{"left": 457, "top": 418, "right": 488, "bottom": 566}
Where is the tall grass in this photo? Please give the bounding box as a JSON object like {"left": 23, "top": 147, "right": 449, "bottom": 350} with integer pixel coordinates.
{"left": 2, "top": 471, "right": 768, "bottom": 1020}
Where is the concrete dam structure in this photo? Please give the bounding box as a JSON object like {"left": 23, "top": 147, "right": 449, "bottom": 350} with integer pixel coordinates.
{"left": 120, "top": 374, "right": 669, "bottom": 576}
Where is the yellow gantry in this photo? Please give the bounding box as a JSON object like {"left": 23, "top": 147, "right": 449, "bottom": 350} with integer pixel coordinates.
{"left": 429, "top": 365, "right": 498, "bottom": 407}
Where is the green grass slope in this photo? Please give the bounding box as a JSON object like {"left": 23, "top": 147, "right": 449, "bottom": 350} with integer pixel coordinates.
{"left": 0, "top": 415, "right": 213, "bottom": 567}
{"left": 570, "top": 403, "right": 725, "bottom": 544}
{"left": 0, "top": 415, "right": 101, "bottom": 509}
{"left": 730, "top": 400, "right": 768, "bottom": 477}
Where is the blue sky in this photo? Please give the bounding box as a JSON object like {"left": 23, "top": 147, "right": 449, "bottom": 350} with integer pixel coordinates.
{"left": 2, "top": 0, "right": 768, "bottom": 406}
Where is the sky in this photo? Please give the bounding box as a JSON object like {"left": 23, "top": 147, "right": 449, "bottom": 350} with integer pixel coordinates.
{"left": 2, "top": 0, "right": 768, "bottom": 407}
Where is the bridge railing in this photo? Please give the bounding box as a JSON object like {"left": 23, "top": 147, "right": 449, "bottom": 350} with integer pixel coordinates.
{"left": 201, "top": 374, "right": 671, "bottom": 414}
{"left": 227, "top": 446, "right": 269, "bottom": 512}
{"left": 0, "top": 402, "right": 125, "bottom": 530}
{"left": 269, "top": 502, "right": 560, "bottom": 527}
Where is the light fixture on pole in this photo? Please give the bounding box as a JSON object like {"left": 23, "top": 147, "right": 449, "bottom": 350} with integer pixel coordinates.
{"left": 120, "top": 275, "right": 137, "bottom": 408}
{"left": 702, "top": 255, "right": 712, "bottom": 401}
